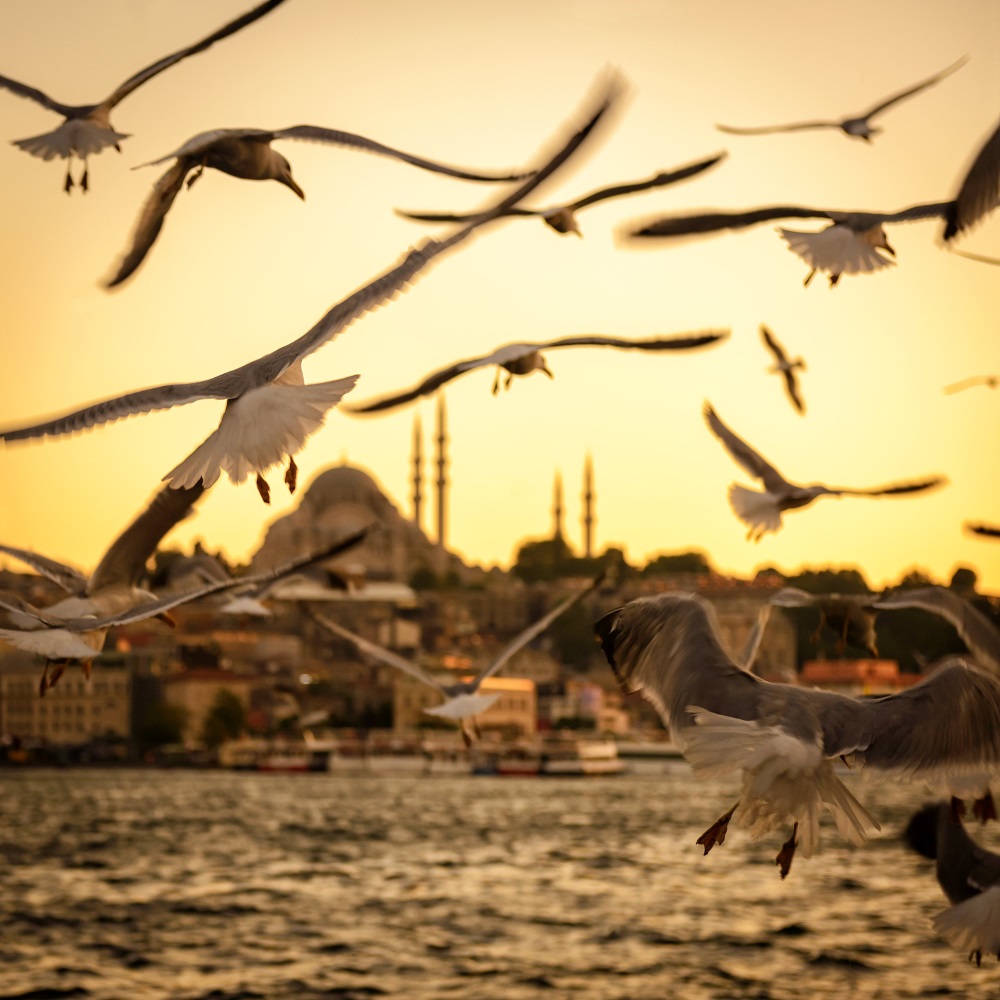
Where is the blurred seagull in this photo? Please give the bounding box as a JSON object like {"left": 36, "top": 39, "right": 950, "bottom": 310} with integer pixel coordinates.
{"left": 874, "top": 585, "right": 1000, "bottom": 674}
{"left": 944, "top": 375, "right": 998, "bottom": 394}
{"left": 760, "top": 325, "right": 806, "bottom": 414}
{"left": 743, "top": 588, "right": 881, "bottom": 673}
{"left": 106, "top": 125, "right": 537, "bottom": 287}
{"left": 310, "top": 571, "right": 604, "bottom": 744}
{"left": 595, "top": 591, "right": 1000, "bottom": 877}
{"left": 703, "top": 402, "right": 946, "bottom": 540}
{"left": 0, "top": 0, "right": 289, "bottom": 192}
{"left": 0, "top": 75, "right": 623, "bottom": 503}
{"left": 625, "top": 119, "right": 1000, "bottom": 285}
{"left": 345, "top": 330, "right": 730, "bottom": 414}
{"left": 906, "top": 802, "right": 1000, "bottom": 966}
{"left": 716, "top": 57, "right": 967, "bottom": 143}
{"left": 394, "top": 152, "right": 726, "bottom": 236}
{"left": 0, "top": 519, "right": 370, "bottom": 692}
{"left": 0, "top": 481, "right": 208, "bottom": 691}
{"left": 967, "top": 523, "right": 1000, "bottom": 541}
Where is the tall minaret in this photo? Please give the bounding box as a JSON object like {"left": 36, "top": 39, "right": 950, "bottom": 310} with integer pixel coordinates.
{"left": 411, "top": 414, "right": 423, "bottom": 531}
{"left": 582, "top": 453, "right": 595, "bottom": 558}
{"left": 435, "top": 395, "right": 448, "bottom": 548}
{"left": 552, "top": 471, "right": 564, "bottom": 540}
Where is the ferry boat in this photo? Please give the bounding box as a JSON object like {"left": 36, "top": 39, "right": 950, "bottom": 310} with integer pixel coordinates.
{"left": 473, "top": 736, "right": 623, "bottom": 777}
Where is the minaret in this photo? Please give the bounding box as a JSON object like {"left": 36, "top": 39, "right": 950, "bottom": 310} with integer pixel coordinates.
{"left": 552, "top": 471, "right": 564, "bottom": 540}
{"left": 411, "top": 415, "right": 423, "bottom": 531}
{"left": 435, "top": 395, "right": 448, "bottom": 548}
{"left": 582, "top": 453, "right": 595, "bottom": 558}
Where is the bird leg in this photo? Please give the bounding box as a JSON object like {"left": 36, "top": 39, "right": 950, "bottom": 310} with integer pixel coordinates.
{"left": 64, "top": 164, "right": 73, "bottom": 194}
{"left": 973, "top": 793, "right": 997, "bottom": 823}
{"left": 80, "top": 160, "right": 89, "bottom": 193}
{"left": 491, "top": 368, "right": 501, "bottom": 395}
{"left": 696, "top": 802, "right": 738, "bottom": 854}
{"left": 828, "top": 273, "right": 841, "bottom": 288}
{"left": 775, "top": 823, "right": 799, "bottom": 879}
{"left": 285, "top": 457, "right": 298, "bottom": 494}
{"left": 256, "top": 475, "right": 271, "bottom": 504}
{"left": 39, "top": 660, "right": 68, "bottom": 696}
{"left": 950, "top": 796, "right": 967, "bottom": 822}
{"left": 803, "top": 268, "right": 816, "bottom": 287}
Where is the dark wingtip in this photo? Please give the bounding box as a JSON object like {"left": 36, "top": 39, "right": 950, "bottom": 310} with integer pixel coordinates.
{"left": 594, "top": 607, "right": 624, "bottom": 680}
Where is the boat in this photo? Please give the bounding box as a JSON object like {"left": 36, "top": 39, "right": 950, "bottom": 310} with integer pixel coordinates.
{"left": 541, "top": 737, "right": 623, "bottom": 776}
{"left": 613, "top": 738, "right": 684, "bottom": 774}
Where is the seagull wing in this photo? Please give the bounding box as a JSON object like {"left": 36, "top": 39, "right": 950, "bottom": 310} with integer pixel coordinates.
{"left": 0, "top": 74, "right": 78, "bottom": 116}
{"left": 471, "top": 571, "right": 604, "bottom": 689}
{"left": 715, "top": 120, "right": 839, "bottom": 135}
{"left": 783, "top": 369, "right": 805, "bottom": 414}
{"left": 308, "top": 611, "right": 447, "bottom": 694}
{"left": 874, "top": 586, "right": 1000, "bottom": 673}
{"left": 273, "top": 125, "right": 532, "bottom": 182}
{"left": 945, "top": 122, "right": 1000, "bottom": 241}
{"left": 89, "top": 482, "right": 207, "bottom": 591}
{"left": 703, "top": 402, "right": 791, "bottom": 493}
{"left": 104, "top": 0, "right": 289, "bottom": 108}
{"left": 539, "top": 331, "right": 730, "bottom": 351}
{"left": 740, "top": 603, "right": 771, "bottom": 672}
{"left": 565, "top": 152, "right": 728, "bottom": 210}
{"left": 944, "top": 375, "right": 997, "bottom": 393}
{"left": 104, "top": 158, "right": 191, "bottom": 288}
{"left": 827, "top": 476, "right": 946, "bottom": 499}
{"left": 967, "top": 523, "right": 1000, "bottom": 539}
{"left": 760, "top": 325, "right": 788, "bottom": 365}
{"left": 628, "top": 205, "right": 830, "bottom": 238}
{"left": 393, "top": 207, "right": 535, "bottom": 223}
{"left": 342, "top": 354, "right": 495, "bottom": 414}
{"left": 859, "top": 56, "right": 968, "bottom": 121}
{"left": 0, "top": 544, "right": 88, "bottom": 594}
{"left": 0, "top": 591, "right": 72, "bottom": 628}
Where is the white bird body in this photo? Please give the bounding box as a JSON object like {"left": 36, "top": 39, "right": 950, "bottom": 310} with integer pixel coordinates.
{"left": 596, "top": 592, "right": 1000, "bottom": 877}
{"left": 778, "top": 222, "right": 895, "bottom": 285}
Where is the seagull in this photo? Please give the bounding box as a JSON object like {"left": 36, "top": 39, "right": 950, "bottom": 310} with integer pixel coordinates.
{"left": 0, "top": 519, "right": 370, "bottom": 692}
{"left": 0, "top": 75, "right": 623, "bottom": 503}
{"left": 944, "top": 375, "right": 998, "bottom": 394}
{"left": 393, "top": 152, "right": 727, "bottom": 236}
{"left": 595, "top": 591, "right": 1000, "bottom": 878}
{"left": 703, "top": 402, "right": 946, "bottom": 540}
{"left": 0, "top": 481, "right": 208, "bottom": 691}
{"left": 760, "top": 326, "right": 806, "bottom": 414}
{"left": 106, "top": 125, "right": 536, "bottom": 287}
{"left": 0, "top": 0, "right": 289, "bottom": 192}
{"left": 624, "top": 118, "right": 999, "bottom": 285}
{"left": 743, "top": 588, "right": 881, "bottom": 674}
{"left": 309, "top": 571, "right": 604, "bottom": 744}
{"left": 344, "top": 330, "right": 730, "bottom": 414}
{"left": 874, "top": 586, "right": 1000, "bottom": 673}
{"left": 906, "top": 801, "right": 1000, "bottom": 966}
{"left": 716, "top": 57, "right": 967, "bottom": 143}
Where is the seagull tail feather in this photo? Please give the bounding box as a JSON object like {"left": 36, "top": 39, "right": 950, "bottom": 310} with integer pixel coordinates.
{"left": 933, "top": 886, "right": 1000, "bottom": 957}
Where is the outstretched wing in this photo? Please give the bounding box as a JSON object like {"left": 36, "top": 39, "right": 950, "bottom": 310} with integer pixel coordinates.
{"left": 540, "top": 330, "right": 730, "bottom": 351}
{"left": 105, "top": 0, "right": 289, "bottom": 108}
{"left": 830, "top": 477, "right": 946, "bottom": 499}
{"left": 716, "top": 119, "right": 838, "bottom": 136}
{"left": 104, "top": 158, "right": 191, "bottom": 287}
{"left": 945, "top": 122, "right": 1000, "bottom": 241}
{"left": 273, "top": 125, "right": 532, "bottom": 183}
{"left": 566, "top": 153, "right": 727, "bottom": 210}
{"left": 760, "top": 325, "right": 788, "bottom": 365}
{"left": 0, "top": 544, "right": 88, "bottom": 594}
{"left": 703, "top": 402, "right": 791, "bottom": 493}
{"left": 0, "top": 74, "right": 78, "bottom": 116}
{"left": 627, "top": 204, "right": 830, "bottom": 239}
{"left": 860, "top": 56, "right": 968, "bottom": 121}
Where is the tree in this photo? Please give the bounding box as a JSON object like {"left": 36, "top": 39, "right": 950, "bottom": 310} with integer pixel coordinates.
{"left": 949, "top": 567, "right": 978, "bottom": 593}
{"left": 200, "top": 690, "right": 246, "bottom": 749}
{"left": 642, "top": 551, "right": 712, "bottom": 577}
{"left": 134, "top": 703, "right": 188, "bottom": 754}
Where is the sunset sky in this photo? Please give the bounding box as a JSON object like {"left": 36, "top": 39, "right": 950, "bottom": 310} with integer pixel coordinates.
{"left": 0, "top": 0, "right": 998, "bottom": 592}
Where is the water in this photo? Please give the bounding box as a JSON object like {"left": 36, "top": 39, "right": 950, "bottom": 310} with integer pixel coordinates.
{"left": 0, "top": 765, "right": 990, "bottom": 999}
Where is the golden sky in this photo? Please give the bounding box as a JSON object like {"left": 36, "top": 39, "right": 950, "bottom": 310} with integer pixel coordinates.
{"left": 0, "top": 0, "right": 998, "bottom": 590}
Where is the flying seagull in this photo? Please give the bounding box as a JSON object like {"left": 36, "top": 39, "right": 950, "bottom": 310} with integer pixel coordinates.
{"left": 624, "top": 119, "right": 1000, "bottom": 285}
{"left": 703, "top": 402, "right": 946, "bottom": 540}
{"left": 393, "top": 152, "right": 727, "bottom": 236}
{"left": 309, "top": 571, "right": 604, "bottom": 743}
{"left": 716, "top": 57, "right": 967, "bottom": 142}
{"left": 106, "top": 125, "right": 536, "bottom": 287}
{"left": 0, "top": 481, "right": 207, "bottom": 691}
{"left": 345, "top": 330, "right": 730, "bottom": 414}
{"left": 759, "top": 325, "right": 806, "bottom": 414}
{"left": 595, "top": 591, "right": 1000, "bottom": 878}
{"left": 0, "top": 518, "right": 370, "bottom": 692}
{"left": 0, "top": 74, "right": 623, "bottom": 503}
{"left": 906, "top": 801, "right": 1000, "bottom": 966}
{"left": 944, "top": 375, "right": 998, "bottom": 394}
{"left": 0, "top": 0, "right": 289, "bottom": 192}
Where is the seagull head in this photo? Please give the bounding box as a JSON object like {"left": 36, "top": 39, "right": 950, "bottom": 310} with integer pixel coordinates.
{"left": 276, "top": 155, "right": 305, "bottom": 200}
{"left": 865, "top": 224, "right": 894, "bottom": 256}
{"left": 542, "top": 207, "right": 582, "bottom": 236}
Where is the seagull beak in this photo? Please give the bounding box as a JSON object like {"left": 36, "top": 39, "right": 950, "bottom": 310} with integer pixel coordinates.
{"left": 882, "top": 239, "right": 895, "bottom": 257}
{"left": 283, "top": 175, "right": 306, "bottom": 200}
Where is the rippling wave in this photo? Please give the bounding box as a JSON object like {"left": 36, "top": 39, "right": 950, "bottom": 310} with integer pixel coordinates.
{"left": 0, "top": 765, "right": 993, "bottom": 998}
